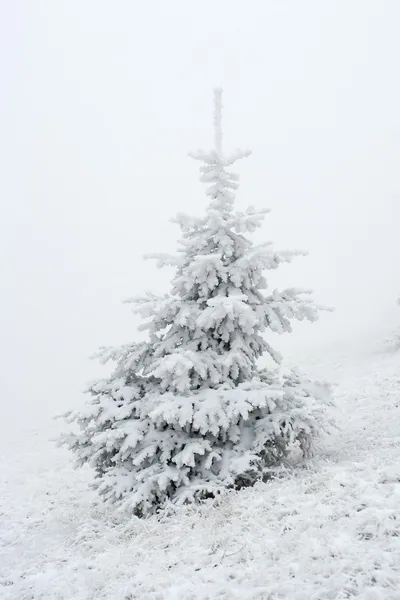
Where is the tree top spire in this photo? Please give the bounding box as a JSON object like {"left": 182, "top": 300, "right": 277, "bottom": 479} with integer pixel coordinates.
{"left": 189, "top": 89, "right": 251, "bottom": 166}
{"left": 213, "top": 87, "right": 223, "bottom": 154}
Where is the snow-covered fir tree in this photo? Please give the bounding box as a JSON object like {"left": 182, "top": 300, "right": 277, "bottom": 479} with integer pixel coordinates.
{"left": 61, "top": 90, "right": 332, "bottom": 517}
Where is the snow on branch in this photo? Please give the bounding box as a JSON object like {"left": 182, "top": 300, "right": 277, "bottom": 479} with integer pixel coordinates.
{"left": 144, "top": 253, "right": 182, "bottom": 268}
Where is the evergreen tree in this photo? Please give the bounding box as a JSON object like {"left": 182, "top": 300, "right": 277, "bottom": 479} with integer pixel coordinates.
{"left": 61, "top": 90, "right": 332, "bottom": 517}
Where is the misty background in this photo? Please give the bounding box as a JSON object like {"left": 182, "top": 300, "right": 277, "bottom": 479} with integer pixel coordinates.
{"left": 1, "top": 0, "right": 400, "bottom": 427}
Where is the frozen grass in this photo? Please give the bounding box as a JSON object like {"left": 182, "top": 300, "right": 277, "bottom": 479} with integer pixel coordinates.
{"left": 1, "top": 346, "right": 400, "bottom": 599}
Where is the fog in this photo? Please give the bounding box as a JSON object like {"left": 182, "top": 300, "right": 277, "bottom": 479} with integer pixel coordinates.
{"left": 1, "top": 1, "right": 400, "bottom": 425}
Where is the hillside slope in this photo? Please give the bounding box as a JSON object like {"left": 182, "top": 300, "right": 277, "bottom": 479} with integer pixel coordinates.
{"left": 1, "top": 342, "right": 400, "bottom": 599}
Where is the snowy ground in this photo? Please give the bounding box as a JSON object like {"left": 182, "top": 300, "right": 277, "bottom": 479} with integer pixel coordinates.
{"left": 1, "top": 340, "right": 400, "bottom": 599}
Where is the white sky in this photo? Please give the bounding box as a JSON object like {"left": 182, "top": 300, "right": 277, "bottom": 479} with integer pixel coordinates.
{"left": 1, "top": 0, "right": 400, "bottom": 423}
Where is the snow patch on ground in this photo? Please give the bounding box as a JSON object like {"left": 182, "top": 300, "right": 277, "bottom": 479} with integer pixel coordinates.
{"left": 1, "top": 344, "right": 400, "bottom": 599}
